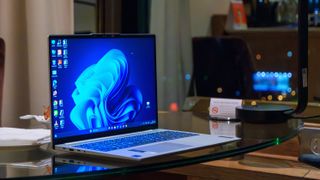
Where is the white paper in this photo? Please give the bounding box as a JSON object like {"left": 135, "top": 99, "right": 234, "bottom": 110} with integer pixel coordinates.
{"left": 0, "top": 127, "right": 50, "bottom": 146}
{"left": 209, "top": 98, "right": 243, "bottom": 119}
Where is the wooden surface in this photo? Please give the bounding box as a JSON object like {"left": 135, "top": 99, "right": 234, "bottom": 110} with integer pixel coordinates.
{"left": 163, "top": 154, "right": 320, "bottom": 180}
{"left": 306, "top": 170, "right": 320, "bottom": 179}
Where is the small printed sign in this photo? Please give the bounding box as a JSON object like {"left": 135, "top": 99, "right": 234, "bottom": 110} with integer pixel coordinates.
{"left": 209, "top": 98, "right": 243, "bottom": 119}
{"left": 225, "top": 0, "right": 248, "bottom": 30}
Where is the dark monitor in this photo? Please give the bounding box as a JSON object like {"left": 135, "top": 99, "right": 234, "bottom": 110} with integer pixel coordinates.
{"left": 191, "top": 37, "right": 256, "bottom": 99}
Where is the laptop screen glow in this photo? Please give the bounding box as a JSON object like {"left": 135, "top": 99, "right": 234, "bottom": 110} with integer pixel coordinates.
{"left": 49, "top": 35, "right": 157, "bottom": 139}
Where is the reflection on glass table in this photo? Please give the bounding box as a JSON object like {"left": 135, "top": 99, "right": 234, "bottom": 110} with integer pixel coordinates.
{"left": 0, "top": 112, "right": 303, "bottom": 179}
{"left": 53, "top": 156, "right": 109, "bottom": 175}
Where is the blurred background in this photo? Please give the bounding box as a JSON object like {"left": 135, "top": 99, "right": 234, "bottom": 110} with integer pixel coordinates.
{"left": 1, "top": 0, "right": 320, "bottom": 126}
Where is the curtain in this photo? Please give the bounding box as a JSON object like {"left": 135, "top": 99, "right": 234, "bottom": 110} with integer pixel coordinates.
{"left": 150, "top": 0, "right": 193, "bottom": 111}
{"left": 0, "top": 0, "right": 73, "bottom": 127}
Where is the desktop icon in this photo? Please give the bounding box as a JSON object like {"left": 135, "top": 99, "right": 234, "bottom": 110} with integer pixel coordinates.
{"left": 52, "top": 70, "right": 57, "bottom": 77}
{"left": 52, "top": 80, "right": 57, "bottom": 89}
{"left": 58, "top": 59, "right": 63, "bottom": 67}
{"left": 62, "top": 39, "right": 68, "bottom": 47}
{"left": 57, "top": 49, "right": 62, "bottom": 56}
{"left": 59, "top": 110, "right": 64, "bottom": 118}
{"left": 53, "top": 100, "right": 58, "bottom": 108}
{"left": 51, "top": 50, "right": 56, "bottom": 55}
{"left": 63, "top": 59, "right": 68, "bottom": 67}
{"left": 60, "top": 120, "right": 65, "bottom": 128}
{"left": 54, "top": 121, "right": 59, "bottom": 129}
{"left": 63, "top": 49, "right": 68, "bottom": 57}
{"left": 51, "top": 40, "right": 56, "bottom": 45}
{"left": 53, "top": 90, "right": 58, "bottom": 97}
{"left": 52, "top": 60, "right": 57, "bottom": 67}
{"left": 59, "top": 100, "right": 63, "bottom": 107}
{"left": 57, "top": 39, "right": 62, "bottom": 47}
{"left": 54, "top": 110, "right": 59, "bottom": 117}
{"left": 146, "top": 101, "right": 151, "bottom": 108}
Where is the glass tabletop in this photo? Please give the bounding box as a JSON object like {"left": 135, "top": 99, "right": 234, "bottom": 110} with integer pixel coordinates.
{"left": 0, "top": 112, "right": 303, "bottom": 179}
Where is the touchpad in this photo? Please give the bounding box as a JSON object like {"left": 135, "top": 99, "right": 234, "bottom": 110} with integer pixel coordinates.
{"left": 131, "top": 142, "right": 192, "bottom": 153}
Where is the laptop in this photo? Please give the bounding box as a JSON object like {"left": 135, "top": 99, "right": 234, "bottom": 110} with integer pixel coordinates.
{"left": 49, "top": 34, "right": 240, "bottom": 161}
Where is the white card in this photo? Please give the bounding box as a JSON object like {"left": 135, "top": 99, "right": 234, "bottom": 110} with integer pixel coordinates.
{"left": 209, "top": 98, "right": 243, "bottom": 119}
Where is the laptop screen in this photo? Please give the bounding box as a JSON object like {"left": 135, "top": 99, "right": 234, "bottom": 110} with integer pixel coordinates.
{"left": 49, "top": 35, "right": 157, "bottom": 141}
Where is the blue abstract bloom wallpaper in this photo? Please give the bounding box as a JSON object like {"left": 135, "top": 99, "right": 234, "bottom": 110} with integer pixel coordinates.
{"left": 49, "top": 37, "right": 157, "bottom": 139}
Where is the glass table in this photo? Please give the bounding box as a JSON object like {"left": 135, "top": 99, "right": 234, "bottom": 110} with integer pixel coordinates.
{"left": 0, "top": 112, "right": 303, "bottom": 179}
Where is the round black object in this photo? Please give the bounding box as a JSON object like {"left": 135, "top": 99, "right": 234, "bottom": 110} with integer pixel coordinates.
{"left": 236, "top": 104, "right": 293, "bottom": 123}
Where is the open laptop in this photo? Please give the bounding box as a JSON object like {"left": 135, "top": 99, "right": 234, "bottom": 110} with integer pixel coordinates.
{"left": 49, "top": 34, "right": 240, "bottom": 161}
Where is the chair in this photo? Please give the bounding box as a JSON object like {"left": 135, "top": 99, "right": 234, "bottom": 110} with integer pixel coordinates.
{"left": 189, "top": 37, "right": 257, "bottom": 99}
{"left": 0, "top": 38, "right": 5, "bottom": 123}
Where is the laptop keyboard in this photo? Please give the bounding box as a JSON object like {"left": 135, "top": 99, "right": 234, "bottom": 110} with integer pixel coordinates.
{"left": 73, "top": 130, "right": 198, "bottom": 152}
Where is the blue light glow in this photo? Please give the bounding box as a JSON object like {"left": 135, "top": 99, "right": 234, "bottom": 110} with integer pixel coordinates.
{"left": 253, "top": 71, "right": 292, "bottom": 92}
{"left": 235, "top": 90, "right": 240, "bottom": 97}
{"left": 185, "top": 73, "right": 191, "bottom": 81}
{"left": 287, "top": 51, "right": 293, "bottom": 58}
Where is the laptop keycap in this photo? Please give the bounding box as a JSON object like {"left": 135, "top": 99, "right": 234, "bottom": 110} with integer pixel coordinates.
{"left": 73, "top": 130, "right": 198, "bottom": 152}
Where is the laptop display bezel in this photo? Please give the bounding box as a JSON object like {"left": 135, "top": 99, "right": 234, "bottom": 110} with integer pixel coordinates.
{"left": 48, "top": 34, "right": 158, "bottom": 147}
